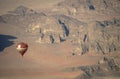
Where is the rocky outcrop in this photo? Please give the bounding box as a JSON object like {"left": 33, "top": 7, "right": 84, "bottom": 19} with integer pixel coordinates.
{"left": 54, "top": 0, "right": 120, "bottom": 15}
{"left": 0, "top": 6, "right": 86, "bottom": 44}
{"left": 0, "top": 1, "right": 120, "bottom": 53}
{"left": 98, "top": 57, "right": 120, "bottom": 71}
{"left": 75, "top": 73, "right": 91, "bottom": 79}
{"left": 63, "top": 56, "right": 120, "bottom": 79}
{"left": 71, "top": 19, "right": 120, "bottom": 55}
{"left": 79, "top": 57, "right": 120, "bottom": 75}
{"left": 8, "top": 5, "right": 37, "bottom": 16}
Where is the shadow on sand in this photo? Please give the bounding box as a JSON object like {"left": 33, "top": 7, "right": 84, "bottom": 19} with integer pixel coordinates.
{"left": 0, "top": 34, "right": 17, "bottom": 52}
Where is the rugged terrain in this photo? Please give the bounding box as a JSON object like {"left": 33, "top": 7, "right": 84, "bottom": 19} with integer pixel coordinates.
{"left": 0, "top": 0, "right": 120, "bottom": 79}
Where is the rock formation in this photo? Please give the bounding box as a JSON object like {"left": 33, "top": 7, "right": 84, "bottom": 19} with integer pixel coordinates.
{"left": 55, "top": 0, "right": 120, "bottom": 15}
{"left": 0, "top": 3, "right": 120, "bottom": 54}
{"left": 63, "top": 56, "right": 120, "bottom": 79}
{"left": 0, "top": 0, "right": 120, "bottom": 79}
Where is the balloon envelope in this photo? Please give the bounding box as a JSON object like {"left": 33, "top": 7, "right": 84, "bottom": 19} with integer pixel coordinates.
{"left": 16, "top": 42, "right": 28, "bottom": 56}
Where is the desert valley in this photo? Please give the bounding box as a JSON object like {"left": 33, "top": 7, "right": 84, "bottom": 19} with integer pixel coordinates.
{"left": 0, "top": 0, "right": 120, "bottom": 79}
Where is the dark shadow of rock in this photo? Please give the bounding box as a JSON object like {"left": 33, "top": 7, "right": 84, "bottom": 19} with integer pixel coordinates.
{"left": 0, "top": 34, "right": 17, "bottom": 52}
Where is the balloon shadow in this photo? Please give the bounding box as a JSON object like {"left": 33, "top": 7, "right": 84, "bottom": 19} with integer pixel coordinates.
{"left": 0, "top": 34, "right": 17, "bottom": 52}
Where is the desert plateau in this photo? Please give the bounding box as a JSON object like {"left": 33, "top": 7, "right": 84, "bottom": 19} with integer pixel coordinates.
{"left": 0, "top": 0, "right": 120, "bottom": 79}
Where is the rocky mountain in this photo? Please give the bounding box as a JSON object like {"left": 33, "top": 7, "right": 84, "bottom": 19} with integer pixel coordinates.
{"left": 54, "top": 0, "right": 120, "bottom": 15}
{"left": 0, "top": 3, "right": 120, "bottom": 55}
{"left": 0, "top": 0, "right": 120, "bottom": 79}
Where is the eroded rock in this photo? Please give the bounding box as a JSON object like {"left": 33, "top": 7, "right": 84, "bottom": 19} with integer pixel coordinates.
{"left": 0, "top": 4, "right": 120, "bottom": 53}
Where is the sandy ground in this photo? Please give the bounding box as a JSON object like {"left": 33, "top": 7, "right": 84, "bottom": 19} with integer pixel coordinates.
{"left": 0, "top": 22, "right": 100, "bottom": 79}
{"left": 0, "top": 33, "right": 100, "bottom": 79}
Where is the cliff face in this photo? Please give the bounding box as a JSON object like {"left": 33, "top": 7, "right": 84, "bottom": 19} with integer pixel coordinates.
{"left": 72, "top": 19, "right": 120, "bottom": 55}
{"left": 0, "top": 0, "right": 120, "bottom": 54}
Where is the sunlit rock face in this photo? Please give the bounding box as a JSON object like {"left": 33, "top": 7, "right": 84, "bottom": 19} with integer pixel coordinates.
{"left": 55, "top": 0, "right": 120, "bottom": 15}
{"left": 0, "top": 0, "right": 120, "bottom": 54}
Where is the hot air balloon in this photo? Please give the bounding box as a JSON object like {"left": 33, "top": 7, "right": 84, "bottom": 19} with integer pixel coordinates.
{"left": 16, "top": 42, "right": 28, "bottom": 56}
